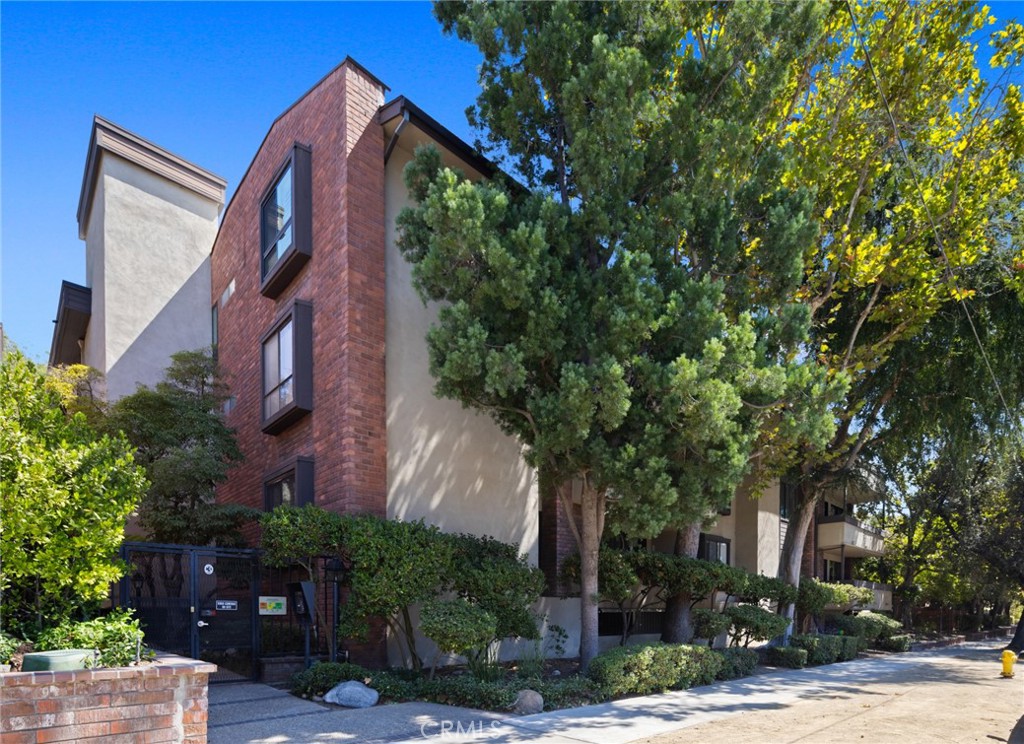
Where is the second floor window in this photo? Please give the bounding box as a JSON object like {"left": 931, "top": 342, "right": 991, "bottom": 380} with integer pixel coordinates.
{"left": 261, "top": 164, "right": 293, "bottom": 279}
{"left": 263, "top": 318, "right": 294, "bottom": 419}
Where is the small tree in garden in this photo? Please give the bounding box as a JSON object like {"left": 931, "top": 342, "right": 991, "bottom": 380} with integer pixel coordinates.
{"left": 105, "top": 349, "right": 255, "bottom": 548}
{"left": 0, "top": 351, "right": 147, "bottom": 635}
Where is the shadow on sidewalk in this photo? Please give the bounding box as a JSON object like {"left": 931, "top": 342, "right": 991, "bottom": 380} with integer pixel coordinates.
{"left": 1008, "top": 713, "right": 1024, "bottom": 744}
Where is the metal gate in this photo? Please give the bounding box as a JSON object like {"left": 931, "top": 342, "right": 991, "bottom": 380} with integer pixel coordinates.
{"left": 119, "top": 542, "right": 259, "bottom": 683}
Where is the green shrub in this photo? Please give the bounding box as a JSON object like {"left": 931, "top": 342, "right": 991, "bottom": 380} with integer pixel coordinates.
{"left": 874, "top": 633, "right": 913, "bottom": 652}
{"left": 725, "top": 604, "right": 789, "bottom": 647}
{"left": 367, "top": 670, "right": 423, "bottom": 702}
{"left": 830, "top": 614, "right": 870, "bottom": 651}
{"left": 530, "top": 676, "right": 607, "bottom": 709}
{"left": 588, "top": 643, "right": 724, "bottom": 696}
{"left": 421, "top": 597, "right": 497, "bottom": 674}
{"left": 34, "top": 610, "right": 148, "bottom": 668}
{"left": 418, "top": 675, "right": 519, "bottom": 710}
{"left": 448, "top": 533, "right": 544, "bottom": 642}
{"left": 290, "top": 661, "right": 370, "bottom": 698}
{"left": 739, "top": 574, "right": 798, "bottom": 606}
{"left": 0, "top": 634, "right": 23, "bottom": 665}
{"left": 715, "top": 647, "right": 759, "bottom": 680}
{"left": 791, "top": 634, "right": 859, "bottom": 665}
{"left": 761, "top": 646, "right": 808, "bottom": 668}
{"left": 1, "top": 352, "right": 147, "bottom": 636}
{"left": 692, "top": 608, "right": 732, "bottom": 642}
{"left": 857, "top": 611, "right": 902, "bottom": 641}
{"left": 798, "top": 580, "right": 875, "bottom": 627}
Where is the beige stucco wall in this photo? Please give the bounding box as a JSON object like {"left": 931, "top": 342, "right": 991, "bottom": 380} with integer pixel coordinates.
{"left": 733, "top": 479, "right": 782, "bottom": 576}
{"left": 383, "top": 143, "right": 539, "bottom": 561}
{"left": 86, "top": 153, "right": 219, "bottom": 400}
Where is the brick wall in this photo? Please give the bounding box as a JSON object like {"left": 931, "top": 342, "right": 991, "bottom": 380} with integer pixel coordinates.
{"left": 211, "top": 58, "right": 387, "bottom": 532}
{"left": 539, "top": 477, "right": 582, "bottom": 597}
{"left": 0, "top": 655, "right": 215, "bottom": 744}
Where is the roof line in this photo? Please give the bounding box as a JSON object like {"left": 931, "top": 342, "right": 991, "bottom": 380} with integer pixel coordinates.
{"left": 77, "top": 116, "right": 227, "bottom": 239}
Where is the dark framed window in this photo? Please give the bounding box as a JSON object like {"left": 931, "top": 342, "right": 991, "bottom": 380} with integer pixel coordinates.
{"left": 260, "top": 300, "right": 313, "bottom": 434}
{"left": 264, "top": 456, "right": 314, "bottom": 511}
{"left": 260, "top": 143, "right": 312, "bottom": 298}
{"left": 698, "top": 533, "right": 730, "bottom": 565}
{"left": 823, "top": 558, "right": 842, "bottom": 583}
{"left": 779, "top": 479, "right": 798, "bottom": 521}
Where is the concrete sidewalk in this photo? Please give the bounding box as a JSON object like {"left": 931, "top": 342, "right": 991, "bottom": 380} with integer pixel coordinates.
{"left": 209, "top": 642, "right": 1022, "bottom": 744}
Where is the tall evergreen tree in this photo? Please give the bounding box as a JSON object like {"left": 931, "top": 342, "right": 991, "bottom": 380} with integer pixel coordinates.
{"left": 400, "top": 1, "right": 839, "bottom": 666}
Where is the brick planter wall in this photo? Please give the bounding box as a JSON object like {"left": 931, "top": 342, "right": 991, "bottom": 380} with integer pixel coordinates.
{"left": 0, "top": 654, "right": 215, "bottom": 744}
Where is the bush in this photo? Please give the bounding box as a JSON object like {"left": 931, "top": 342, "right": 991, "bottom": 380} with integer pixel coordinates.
{"left": 692, "top": 608, "right": 732, "bottom": 643}
{"left": 0, "top": 634, "right": 23, "bottom": 665}
{"left": 831, "top": 611, "right": 902, "bottom": 650}
{"left": 588, "top": 643, "right": 724, "bottom": 696}
{"left": 761, "top": 646, "right": 808, "bottom": 668}
{"left": 421, "top": 598, "right": 497, "bottom": 670}
{"left": 875, "top": 634, "right": 913, "bottom": 652}
{"left": 34, "top": 610, "right": 148, "bottom": 668}
{"left": 530, "top": 676, "right": 607, "bottom": 709}
{"left": 715, "top": 647, "right": 759, "bottom": 680}
{"left": 797, "top": 579, "right": 875, "bottom": 627}
{"left": 1, "top": 352, "right": 147, "bottom": 635}
{"left": 419, "top": 675, "right": 519, "bottom": 710}
{"left": 791, "top": 634, "right": 859, "bottom": 665}
{"left": 448, "top": 533, "right": 544, "bottom": 642}
{"left": 290, "top": 661, "right": 370, "bottom": 698}
{"left": 367, "top": 670, "right": 423, "bottom": 702}
{"left": 739, "top": 574, "right": 798, "bottom": 606}
{"left": 725, "top": 604, "right": 789, "bottom": 647}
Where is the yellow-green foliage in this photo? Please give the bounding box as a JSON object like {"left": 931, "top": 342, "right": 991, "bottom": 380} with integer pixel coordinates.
{"left": 1, "top": 352, "right": 147, "bottom": 635}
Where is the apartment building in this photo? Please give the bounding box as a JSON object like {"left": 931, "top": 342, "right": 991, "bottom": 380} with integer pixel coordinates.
{"left": 49, "top": 58, "right": 888, "bottom": 675}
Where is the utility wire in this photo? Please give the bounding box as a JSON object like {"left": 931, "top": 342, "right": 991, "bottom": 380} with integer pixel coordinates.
{"left": 844, "top": 0, "right": 1024, "bottom": 452}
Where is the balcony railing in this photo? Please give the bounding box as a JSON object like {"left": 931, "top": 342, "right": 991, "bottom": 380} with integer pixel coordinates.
{"left": 817, "top": 514, "right": 885, "bottom": 556}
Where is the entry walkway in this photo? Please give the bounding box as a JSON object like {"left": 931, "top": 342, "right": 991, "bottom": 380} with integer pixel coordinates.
{"left": 209, "top": 643, "right": 1022, "bottom": 744}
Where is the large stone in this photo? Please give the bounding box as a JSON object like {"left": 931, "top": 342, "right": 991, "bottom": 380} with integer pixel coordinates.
{"left": 324, "top": 680, "right": 379, "bottom": 708}
{"left": 512, "top": 689, "right": 544, "bottom": 715}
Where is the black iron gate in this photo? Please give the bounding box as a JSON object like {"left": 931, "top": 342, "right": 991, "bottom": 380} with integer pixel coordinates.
{"left": 119, "top": 542, "right": 259, "bottom": 683}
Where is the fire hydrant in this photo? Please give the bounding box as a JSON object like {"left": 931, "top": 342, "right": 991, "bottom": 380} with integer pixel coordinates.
{"left": 1001, "top": 649, "right": 1017, "bottom": 678}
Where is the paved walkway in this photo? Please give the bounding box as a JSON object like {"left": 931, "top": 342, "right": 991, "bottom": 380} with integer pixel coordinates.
{"left": 209, "top": 643, "right": 1023, "bottom": 744}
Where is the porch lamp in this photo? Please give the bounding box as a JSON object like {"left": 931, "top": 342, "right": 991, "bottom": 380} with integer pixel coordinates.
{"left": 324, "top": 558, "right": 346, "bottom": 663}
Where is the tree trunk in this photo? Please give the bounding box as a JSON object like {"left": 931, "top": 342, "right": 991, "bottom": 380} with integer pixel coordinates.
{"left": 576, "top": 484, "right": 606, "bottom": 672}
{"left": 778, "top": 484, "right": 818, "bottom": 640}
{"left": 1007, "top": 609, "right": 1024, "bottom": 654}
{"left": 661, "top": 522, "right": 701, "bottom": 643}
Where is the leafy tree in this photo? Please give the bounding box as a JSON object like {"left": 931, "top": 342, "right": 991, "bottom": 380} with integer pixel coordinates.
{"left": 104, "top": 349, "right": 255, "bottom": 547}
{"left": 403, "top": 0, "right": 837, "bottom": 668}
{"left": 0, "top": 351, "right": 146, "bottom": 635}
{"left": 766, "top": 1, "right": 1024, "bottom": 620}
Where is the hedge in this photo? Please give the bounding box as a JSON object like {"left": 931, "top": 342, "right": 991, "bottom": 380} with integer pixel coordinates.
{"left": 791, "top": 634, "right": 859, "bottom": 665}
{"left": 587, "top": 643, "right": 724, "bottom": 696}
{"left": 761, "top": 646, "right": 808, "bottom": 668}
{"left": 715, "top": 647, "right": 759, "bottom": 679}
{"left": 874, "top": 634, "right": 913, "bottom": 652}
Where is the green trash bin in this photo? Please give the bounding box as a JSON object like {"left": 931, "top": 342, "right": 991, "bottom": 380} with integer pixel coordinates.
{"left": 21, "top": 649, "right": 95, "bottom": 672}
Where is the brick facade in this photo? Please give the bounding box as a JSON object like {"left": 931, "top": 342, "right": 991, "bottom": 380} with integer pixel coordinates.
{"left": 0, "top": 655, "right": 214, "bottom": 744}
{"left": 211, "top": 59, "right": 387, "bottom": 530}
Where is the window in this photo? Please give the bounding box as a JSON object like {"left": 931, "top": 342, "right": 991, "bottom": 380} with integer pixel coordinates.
{"left": 264, "top": 456, "right": 314, "bottom": 511}
{"left": 260, "top": 143, "right": 312, "bottom": 298}
{"left": 779, "top": 479, "right": 798, "bottom": 521}
{"left": 211, "top": 303, "right": 219, "bottom": 359}
{"left": 698, "top": 533, "right": 730, "bottom": 565}
{"left": 824, "top": 559, "right": 842, "bottom": 583}
{"left": 261, "top": 300, "right": 313, "bottom": 434}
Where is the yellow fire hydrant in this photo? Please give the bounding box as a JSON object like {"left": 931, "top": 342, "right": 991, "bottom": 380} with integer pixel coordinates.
{"left": 1001, "top": 649, "right": 1016, "bottom": 678}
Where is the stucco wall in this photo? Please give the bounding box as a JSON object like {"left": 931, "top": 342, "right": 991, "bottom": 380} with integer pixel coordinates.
{"left": 383, "top": 146, "right": 539, "bottom": 563}
{"left": 733, "top": 480, "right": 782, "bottom": 576}
{"left": 88, "top": 153, "right": 218, "bottom": 400}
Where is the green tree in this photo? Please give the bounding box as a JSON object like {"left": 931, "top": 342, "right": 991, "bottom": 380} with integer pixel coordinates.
{"left": 0, "top": 351, "right": 147, "bottom": 635}
{"left": 105, "top": 349, "right": 255, "bottom": 547}
{"left": 769, "top": 1, "right": 1024, "bottom": 621}
{"left": 402, "top": 0, "right": 837, "bottom": 668}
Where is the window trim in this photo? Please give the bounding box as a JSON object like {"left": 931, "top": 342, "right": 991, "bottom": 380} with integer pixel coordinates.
{"left": 259, "top": 143, "right": 312, "bottom": 298}
{"left": 263, "top": 456, "right": 315, "bottom": 511}
{"left": 260, "top": 300, "right": 313, "bottom": 434}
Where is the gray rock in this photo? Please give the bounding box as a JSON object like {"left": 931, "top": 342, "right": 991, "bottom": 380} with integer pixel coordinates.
{"left": 324, "top": 680, "right": 379, "bottom": 708}
{"left": 512, "top": 689, "right": 544, "bottom": 715}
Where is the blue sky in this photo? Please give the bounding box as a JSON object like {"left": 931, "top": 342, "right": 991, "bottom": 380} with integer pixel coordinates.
{"left": 2, "top": 2, "right": 1023, "bottom": 362}
{"left": 1, "top": 1, "right": 484, "bottom": 361}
